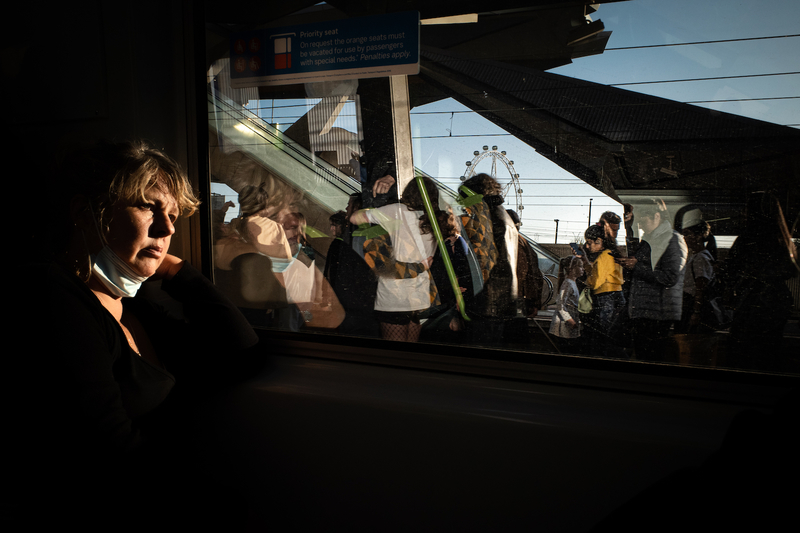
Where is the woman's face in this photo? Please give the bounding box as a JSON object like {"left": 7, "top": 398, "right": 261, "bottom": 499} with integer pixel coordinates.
{"left": 104, "top": 186, "right": 178, "bottom": 278}
{"left": 586, "top": 237, "right": 604, "bottom": 254}
{"left": 282, "top": 214, "right": 301, "bottom": 245}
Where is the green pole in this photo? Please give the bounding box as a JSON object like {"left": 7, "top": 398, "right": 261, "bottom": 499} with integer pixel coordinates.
{"left": 415, "top": 175, "right": 470, "bottom": 321}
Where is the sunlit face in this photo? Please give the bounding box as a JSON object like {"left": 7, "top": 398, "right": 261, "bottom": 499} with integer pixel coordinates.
{"left": 104, "top": 186, "right": 178, "bottom": 278}
{"left": 586, "top": 237, "right": 604, "bottom": 254}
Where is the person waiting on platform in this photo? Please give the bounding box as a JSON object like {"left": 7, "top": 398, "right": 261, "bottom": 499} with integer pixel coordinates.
{"left": 582, "top": 224, "right": 626, "bottom": 357}
{"left": 350, "top": 177, "right": 450, "bottom": 342}
{"left": 617, "top": 198, "right": 687, "bottom": 360}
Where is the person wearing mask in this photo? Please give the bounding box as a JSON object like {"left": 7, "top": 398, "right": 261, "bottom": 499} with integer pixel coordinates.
{"left": 12, "top": 140, "right": 259, "bottom": 527}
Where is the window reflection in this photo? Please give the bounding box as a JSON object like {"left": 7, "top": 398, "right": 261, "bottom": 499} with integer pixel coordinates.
{"left": 205, "top": 1, "right": 799, "bottom": 375}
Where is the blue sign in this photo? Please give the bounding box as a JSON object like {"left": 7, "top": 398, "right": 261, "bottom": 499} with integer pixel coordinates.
{"left": 230, "top": 11, "right": 420, "bottom": 88}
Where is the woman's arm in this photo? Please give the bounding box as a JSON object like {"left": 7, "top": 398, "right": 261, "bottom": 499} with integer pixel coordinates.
{"left": 155, "top": 261, "right": 259, "bottom": 351}
{"left": 350, "top": 209, "right": 371, "bottom": 225}
{"left": 248, "top": 217, "right": 292, "bottom": 259}
{"left": 585, "top": 251, "right": 611, "bottom": 291}
{"left": 153, "top": 253, "right": 184, "bottom": 280}
{"left": 555, "top": 288, "right": 574, "bottom": 322}
{"left": 558, "top": 284, "right": 579, "bottom": 328}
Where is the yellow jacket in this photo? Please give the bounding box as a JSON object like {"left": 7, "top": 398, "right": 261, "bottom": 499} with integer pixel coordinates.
{"left": 586, "top": 250, "right": 624, "bottom": 295}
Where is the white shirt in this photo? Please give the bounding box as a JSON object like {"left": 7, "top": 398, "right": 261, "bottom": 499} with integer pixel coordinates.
{"left": 365, "top": 204, "right": 437, "bottom": 312}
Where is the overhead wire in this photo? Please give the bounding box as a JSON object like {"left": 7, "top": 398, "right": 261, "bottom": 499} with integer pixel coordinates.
{"left": 610, "top": 71, "right": 800, "bottom": 86}
{"left": 604, "top": 33, "right": 800, "bottom": 50}
{"left": 252, "top": 35, "right": 800, "bottom": 131}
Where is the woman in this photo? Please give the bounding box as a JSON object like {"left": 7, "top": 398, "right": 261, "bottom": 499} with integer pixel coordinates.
{"left": 676, "top": 212, "right": 715, "bottom": 334}
{"left": 215, "top": 185, "right": 293, "bottom": 324}
{"left": 281, "top": 211, "right": 307, "bottom": 248}
{"left": 460, "top": 173, "right": 519, "bottom": 345}
{"left": 14, "top": 141, "right": 258, "bottom": 525}
{"left": 215, "top": 184, "right": 291, "bottom": 269}
{"left": 549, "top": 256, "right": 584, "bottom": 351}
{"left": 617, "top": 198, "right": 687, "bottom": 360}
{"left": 350, "top": 177, "right": 454, "bottom": 342}
{"left": 583, "top": 224, "right": 626, "bottom": 357}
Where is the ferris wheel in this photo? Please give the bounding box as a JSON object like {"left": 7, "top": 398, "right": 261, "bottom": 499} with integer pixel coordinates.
{"left": 461, "top": 145, "right": 524, "bottom": 216}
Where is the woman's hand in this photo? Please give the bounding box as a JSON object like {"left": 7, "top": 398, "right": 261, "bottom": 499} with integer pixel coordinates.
{"left": 575, "top": 249, "right": 591, "bottom": 268}
{"left": 567, "top": 318, "right": 577, "bottom": 329}
{"left": 153, "top": 254, "right": 185, "bottom": 280}
{"left": 371, "top": 175, "right": 395, "bottom": 197}
{"left": 617, "top": 257, "right": 638, "bottom": 269}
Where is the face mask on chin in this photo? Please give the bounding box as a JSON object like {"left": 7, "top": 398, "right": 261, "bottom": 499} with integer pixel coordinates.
{"left": 269, "top": 247, "right": 301, "bottom": 273}
{"left": 91, "top": 245, "right": 150, "bottom": 298}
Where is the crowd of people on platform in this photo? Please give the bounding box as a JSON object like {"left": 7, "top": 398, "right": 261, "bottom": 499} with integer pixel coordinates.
{"left": 210, "top": 160, "right": 797, "bottom": 367}
{"left": 547, "top": 195, "right": 798, "bottom": 366}
{"left": 213, "top": 170, "right": 544, "bottom": 346}
{"left": 203, "top": 127, "right": 798, "bottom": 367}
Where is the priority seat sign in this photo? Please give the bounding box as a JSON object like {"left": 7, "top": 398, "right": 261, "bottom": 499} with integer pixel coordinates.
{"left": 230, "top": 11, "right": 420, "bottom": 88}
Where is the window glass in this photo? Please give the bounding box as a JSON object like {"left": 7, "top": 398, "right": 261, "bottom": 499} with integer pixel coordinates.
{"left": 205, "top": 1, "right": 799, "bottom": 375}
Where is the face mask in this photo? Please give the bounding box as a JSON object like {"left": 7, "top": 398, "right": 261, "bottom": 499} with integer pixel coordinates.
{"left": 91, "top": 246, "right": 150, "bottom": 298}
{"left": 269, "top": 248, "right": 300, "bottom": 273}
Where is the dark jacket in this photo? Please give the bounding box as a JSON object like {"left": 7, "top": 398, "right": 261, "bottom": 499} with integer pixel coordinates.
{"left": 517, "top": 235, "right": 543, "bottom": 315}
{"left": 628, "top": 226, "right": 687, "bottom": 321}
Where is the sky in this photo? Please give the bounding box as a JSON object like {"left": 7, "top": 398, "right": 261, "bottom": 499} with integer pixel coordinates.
{"left": 409, "top": 0, "right": 799, "bottom": 245}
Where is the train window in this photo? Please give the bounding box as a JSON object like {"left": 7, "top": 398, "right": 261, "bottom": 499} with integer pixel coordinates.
{"left": 204, "top": 1, "right": 799, "bottom": 376}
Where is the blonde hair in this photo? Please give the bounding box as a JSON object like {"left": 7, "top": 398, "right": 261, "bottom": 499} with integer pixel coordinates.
{"left": 108, "top": 142, "right": 199, "bottom": 217}
{"left": 62, "top": 140, "right": 199, "bottom": 231}
{"left": 229, "top": 184, "right": 270, "bottom": 244}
